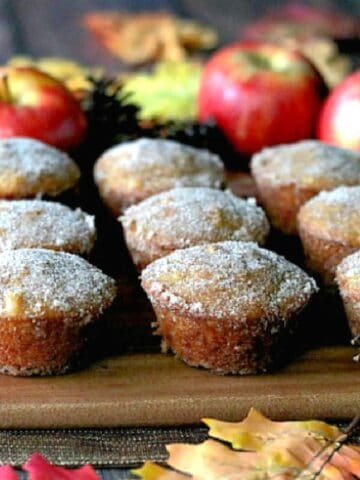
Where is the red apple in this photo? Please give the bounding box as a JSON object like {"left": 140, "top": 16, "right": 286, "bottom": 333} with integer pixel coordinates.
{"left": 198, "top": 42, "right": 325, "bottom": 156}
{"left": 317, "top": 69, "right": 360, "bottom": 151}
{"left": 0, "top": 67, "right": 86, "bottom": 150}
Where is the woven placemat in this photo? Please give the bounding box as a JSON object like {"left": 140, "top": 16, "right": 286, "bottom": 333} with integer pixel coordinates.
{"left": 0, "top": 425, "right": 208, "bottom": 468}
{"left": 0, "top": 422, "right": 358, "bottom": 468}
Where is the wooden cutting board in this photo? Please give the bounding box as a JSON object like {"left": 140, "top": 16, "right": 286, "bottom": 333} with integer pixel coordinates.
{"left": 0, "top": 172, "right": 357, "bottom": 429}
{"left": 0, "top": 346, "right": 358, "bottom": 428}
{"left": 0, "top": 264, "right": 358, "bottom": 428}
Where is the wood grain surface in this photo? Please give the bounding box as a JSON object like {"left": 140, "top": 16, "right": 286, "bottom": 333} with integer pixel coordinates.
{"left": 0, "top": 346, "right": 358, "bottom": 429}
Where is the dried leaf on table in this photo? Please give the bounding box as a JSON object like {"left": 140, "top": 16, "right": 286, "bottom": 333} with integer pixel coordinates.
{"left": 6, "top": 56, "right": 102, "bottom": 94}
{"left": 83, "top": 11, "right": 218, "bottom": 64}
{"left": 23, "top": 453, "right": 100, "bottom": 480}
{"left": 167, "top": 439, "right": 260, "bottom": 480}
{"left": 203, "top": 407, "right": 340, "bottom": 450}
{"left": 133, "top": 409, "right": 360, "bottom": 480}
{"left": 132, "top": 462, "right": 189, "bottom": 480}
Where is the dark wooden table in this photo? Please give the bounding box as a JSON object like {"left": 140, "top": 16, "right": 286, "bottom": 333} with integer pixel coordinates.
{"left": 0, "top": 1, "right": 359, "bottom": 478}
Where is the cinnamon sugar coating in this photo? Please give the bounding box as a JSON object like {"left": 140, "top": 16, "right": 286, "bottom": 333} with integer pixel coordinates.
{"left": 0, "top": 138, "right": 80, "bottom": 199}
{"left": 120, "top": 188, "right": 269, "bottom": 270}
{"left": 141, "top": 241, "right": 317, "bottom": 374}
{"left": 336, "top": 251, "right": 360, "bottom": 338}
{"left": 0, "top": 249, "right": 117, "bottom": 375}
{"left": 0, "top": 200, "right": 96, "bottom": 255}
{"left": 94, "top": 138, "right": 224, "bottom": 215}
{"left": 251, "top": 140, "right": 360, "bottom": 234}
{"left": 298, "top": 186, "right": 360, "bottom": 284}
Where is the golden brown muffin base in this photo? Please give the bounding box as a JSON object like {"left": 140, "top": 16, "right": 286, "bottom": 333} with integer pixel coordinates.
{"left": 98, "top": 187, "right": 144, "bottom": 217}
{"left": 152, "top": 305, "right": 297, "bottom": 375}
{"left": 0, "top": 170, "right": 80, "bottom": 200}
{"left": 254, "top": 178, "right": 319, "bottom": 235}
{"left": 0, "top": 315, "right": 94, "bottom": 376}
{"left": 125, "top": 239, "right": 181, "bottom": 271}
{"left": 298, "top": 225, "right": 357, "bottom": 285}
{"left": 341, "top": 297, "right": 360, "bottom": 338}
{"left": 336, "top": 275, "right": 360, "bottom": 338}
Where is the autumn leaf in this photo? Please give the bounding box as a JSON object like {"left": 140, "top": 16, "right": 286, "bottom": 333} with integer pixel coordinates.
{"left": 328, "top": 445, "right": 360, "bottom": 478}
{"left": 132, "top": 462, "right": 189, "bottom": 480}
{"left": 262, "top": 436, "right": 360, "bottom": 479}
{"left": 133, "top": 409, "right": 360, "bottom": 480}
{"left": 23, "top": 453, "right": 100, "bottom": 480}
{"left": 0, "top": 466, "right": 18, "bottom": 480}
{"left": 203, "top": 408, "right": 341, "bottom": 451}
{"left": 167, "top": 439, "right": 262, "bottom": 480}
{"left": 166, "top": 438, "right": 360, "bottom": 480}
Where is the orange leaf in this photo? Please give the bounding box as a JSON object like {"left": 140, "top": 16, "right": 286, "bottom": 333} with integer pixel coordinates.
{"left": 261, "top": 436, "right": 359, "bottom": 479}
{"left": 330, "top": 445, "right": 360, "bottom": 478}
{"left": 167, "top": 439, "right": 285, "bottom": 480}
{"left": 135, "top": 409, "right": 360, "bottom": 480}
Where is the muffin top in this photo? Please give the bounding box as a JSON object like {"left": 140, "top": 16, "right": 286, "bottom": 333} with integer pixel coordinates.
{"left": 298, "top": 186, "right": 360, "bottom": 246}
{"left": 141, "top": 241, "right": 317, "bottom": 321}
{"left": 0, "top": 200, "right": 96, "bottom": 255}
{"left": 0, "top": 137, "right": 80, "bottom": 198}
{"left": 94, "top": 138, "right": 224, "bottom": 202}
{"left": 121, "top": 188, "right": 269, "bottom": 248}
{"left": 251, "top": 140, "right": 360, "bottom": 189}
{"left": 0, "top": 249, "right": 116, "bottom": 320}
{"left": 336, "top": 250, "right": 360, "bottom": 294}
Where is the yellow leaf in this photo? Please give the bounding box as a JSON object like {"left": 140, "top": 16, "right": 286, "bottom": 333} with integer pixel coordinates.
{"left": 203, "top": 408, "right": 341, "bottom": 451}
{"left": 132, "top": 462, "right": 188, "bottom": 480}
{"left": 167, "top": 439, "right": 282, "bottom": 480}
{"left": 134, "top": 409, "right": 360, "bottom": 480}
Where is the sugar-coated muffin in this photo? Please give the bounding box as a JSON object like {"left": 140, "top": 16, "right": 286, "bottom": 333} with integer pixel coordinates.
{"left": 0, "top": 249, "right": 116, "bottom": 376}
{"left": 0, "top": 137, "right": 80, "bottom": 198}
{"left": 94, "top": 138, "right": 224, "bottom": 215}
{"left": 0, "top": 200, "right": 96, "bottom": 255}
{"left": 141, "top": 241, "right": 317, "bottom": 374}
{"left": 251, "top": 140, "right": 360, "bottom": 234}
{"left": 121, "top": 188, "right": 270, "bottom": 270}
{"left": 298, "top": 186, "right": 360, "bottom": 285}
{"left": 336, "top": 251, "right": 360, "bottom": 339}
{"left": 336, "top": 250, "right": 360, "bottom": 337}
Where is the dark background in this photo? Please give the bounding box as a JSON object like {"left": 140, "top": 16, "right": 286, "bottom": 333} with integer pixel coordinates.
{"left": 0, "top": 0, "right": 359, "bottom": 70}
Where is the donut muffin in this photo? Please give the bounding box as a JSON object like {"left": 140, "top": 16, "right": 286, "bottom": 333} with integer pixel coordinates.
{"left": 251, "top": 140, "right": 360, "bottom": 234}
{"left": 0, "top": 200, "right": 96, "bottom": 255}
{"left": 141, "top": 241, "right": 317, "bottom": 374}
{"left": 94, "top": 138, "right": 224, "bottom": 215}
{"left": 298, "top": 186, "right": 360, "bottom": 285}
{"left": 336, "top": 251, "right": 360, "bottom": 338}
{"left": 121, "top": 188, "right": 270, "bottom": 270}
{"left": 0, "top": 249, "right": 116, "bottom": 376}
{"left": 0, "top": 137, "right": 80, "bottom": 199}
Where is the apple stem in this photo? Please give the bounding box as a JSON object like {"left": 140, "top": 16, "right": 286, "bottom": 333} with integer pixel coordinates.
{"left": 0, "top": 75, "right": 12, "bottom": 103}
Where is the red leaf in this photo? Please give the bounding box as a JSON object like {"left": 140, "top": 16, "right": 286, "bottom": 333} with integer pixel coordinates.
{"left": 0, "top": 466, "right": 18, "bottom": 480}
{"left": 23, "top": 453, "right": 100, "bottom": 480}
